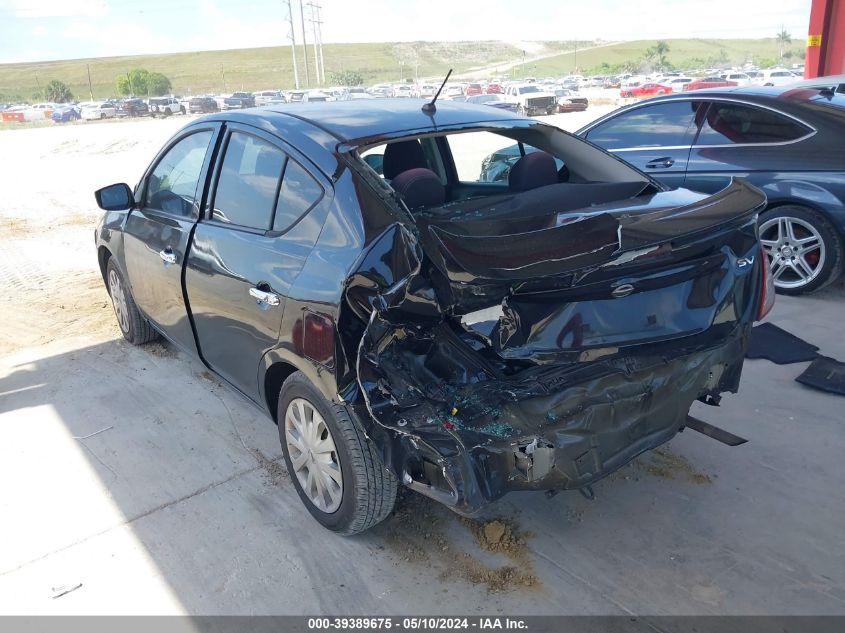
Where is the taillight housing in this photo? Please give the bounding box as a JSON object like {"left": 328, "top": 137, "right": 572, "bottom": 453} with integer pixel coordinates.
{"left": 756, "top": 242, "right": 775, "bottom": 321}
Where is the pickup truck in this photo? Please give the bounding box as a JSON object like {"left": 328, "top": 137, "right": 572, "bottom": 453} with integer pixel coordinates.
{"left": 223, "top": 92, "right": 256, "bottom": 109}
{"left": 502, "top": 84, "right": 557, "bottom": 116}
{"left": 93, "top": 101, "right": 772, "bottom": 535}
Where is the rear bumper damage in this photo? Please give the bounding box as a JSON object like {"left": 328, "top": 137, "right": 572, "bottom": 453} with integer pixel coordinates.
{"left": 355, "top": 320, "right": 746, "bottom": 515}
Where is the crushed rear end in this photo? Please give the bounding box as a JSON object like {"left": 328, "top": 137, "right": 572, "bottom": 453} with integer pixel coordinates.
{"left": 338, "top": 133, "right": 769, "bottom": 514}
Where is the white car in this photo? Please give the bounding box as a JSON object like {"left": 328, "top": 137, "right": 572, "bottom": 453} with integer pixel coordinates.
{"left": 23, "top": 102, "right": 57, "bottom": 121}
{"left": 253, "top": 90, "right": 284, "bottom": 106}
{"left": 80, "top": 102, "right": 116, "bottom": 120}
{"left": 443, "top": 84, "right": 465, "bottom": 99}
{"left": 759, "top": 69, "right": 801, "bottom": 86}
{"left": 665, "top": 77, "right": 695, "bottom": 91}
{"left": 324, "top": 87, "right": 350, "bottom": 101}
{"left": 622, "top": 75, "right": 646, "bottom": 88}
{"left": 393, "top": 85, "right": 413, "bottom": 98}
{"left": 414, "top": 84, "right": 437, "bottom": 99}
{"left": 347, "top": 87, "right": 373, "bottom": 100}
{"left": 720, "top": 72, "right": 753, "bottom": 87}
{"left": 502, "top": 83, "right": 557, "bottom": 116}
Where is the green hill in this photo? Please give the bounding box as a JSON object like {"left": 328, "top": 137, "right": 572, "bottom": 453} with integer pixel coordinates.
{"left": 0, "top": 38, "right": 806, "bottom": 102}
{"left": 0, "top": 41, "right": 552, "bottom": 101}
{"left": 525, "top": 38, "right": 806, "bottom": 77}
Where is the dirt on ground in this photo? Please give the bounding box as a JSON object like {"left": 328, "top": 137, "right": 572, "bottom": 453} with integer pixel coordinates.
{"left": 378, "top": 491, "right": 539, "bottom": 593}
{"left": 637, "top": 447, "right": 713, "bottom": 484}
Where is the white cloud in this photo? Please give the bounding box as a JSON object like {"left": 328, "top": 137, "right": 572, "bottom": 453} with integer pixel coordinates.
{"left": 63, "top": 20, "right": 174, "bottom": 56}
{"left": 13, "top": 0, "right": 109, "bottom": 18}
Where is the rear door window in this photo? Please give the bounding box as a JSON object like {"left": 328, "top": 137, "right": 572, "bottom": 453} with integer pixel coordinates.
{"left": 695, "top": 102, "right": 811, "bottom": 145}
{"left": 586, "top": 101, "right": 701, "bottom": 149}
{"left": 212, "top": 131, "right": 286, "bottom": 229}
{"left": 273, "top": 160, "right": 324, "bottom": 232}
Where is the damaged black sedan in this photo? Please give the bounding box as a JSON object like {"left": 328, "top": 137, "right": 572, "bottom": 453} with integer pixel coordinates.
{"left": 94, "top": 99, "right": 774, "bottom": 534}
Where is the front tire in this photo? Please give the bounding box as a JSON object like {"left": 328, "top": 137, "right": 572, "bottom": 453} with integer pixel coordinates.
{"left": 759, "top": 205, "right": 843, "bottom": 294}
{"left": 278, "top": 372, "right": 397, "bottom": 535}
{"left": 106, "top": 259, "right": 159, "bottom": 344}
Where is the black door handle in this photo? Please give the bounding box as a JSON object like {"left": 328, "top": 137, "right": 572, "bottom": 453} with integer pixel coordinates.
{"left": 645, "top": 157, "right": 675, "bottom": 169}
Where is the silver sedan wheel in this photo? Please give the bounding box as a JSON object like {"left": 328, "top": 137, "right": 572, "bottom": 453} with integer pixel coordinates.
{"left": 759, "top": 215, "right": 826, "bottom": 290}
{"left": 108, "top": 268, "right": 130, "bottom": 334}
{"left": 284, "top": 397, "right": 343, "bottom": 513}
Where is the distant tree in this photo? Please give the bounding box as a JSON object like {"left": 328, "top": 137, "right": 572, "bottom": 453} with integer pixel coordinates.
{"left": 116, "top": 75, "right": 132, "bottom": 95}
{"left": 644, "top": 40, "right": 671, "bottom": 71}
{"left": 777, "top": 29, "right": 792, "bottom": 60}
{"left": 115, "top": 68, "right": 172, "bottom": 96}
{"left": 146, "top": 72, "right": 172, "bottom": 96}
{"left": 328, "top": 70, "right": 364, "bottom": 86}
{"left": 783, "top": 50, "right": 794, "bottom": 60}
{"left": 756, "top": 56, "right": 779, "bottom": 69}
{"left": 44, "top": 80, "right": 73, "bottom": 103}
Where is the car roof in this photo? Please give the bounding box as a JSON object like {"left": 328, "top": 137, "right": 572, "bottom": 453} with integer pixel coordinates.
{"left": 190, "top": 99, "right": 524, "bottom": 177}
{"left": 628, "top": 85, "right": 845, "bottom": 106}
{"left": 227, "top": 98, "right": 521, "bottom": 143}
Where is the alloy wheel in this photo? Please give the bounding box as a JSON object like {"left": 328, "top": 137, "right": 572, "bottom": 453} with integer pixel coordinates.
{"left": 284, "top": 397, "right": 343, "bottom": 513}
{"left": 108, "top": 268, "right": 130, "bottom": 333}
{"left": 759, "top": 215, "right": 826, "bottom": 290}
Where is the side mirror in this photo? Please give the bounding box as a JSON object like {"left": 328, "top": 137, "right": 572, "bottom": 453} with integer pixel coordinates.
{"left": 95, "top": 183, "right": 134, "bottom": 211}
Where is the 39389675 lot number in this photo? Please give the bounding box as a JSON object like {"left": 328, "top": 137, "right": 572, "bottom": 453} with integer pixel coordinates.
{"left": 307, "top": 618, "right": 473, "bottom": 629}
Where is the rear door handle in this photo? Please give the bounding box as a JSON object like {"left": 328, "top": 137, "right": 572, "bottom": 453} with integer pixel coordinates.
{"left": 159, "top": 248, "right": 177, "bottom": 265}
{"left": 249, "top": 286, "right": 281, "bottom": 307}
{"left": 645, "top": 157, "right": 675, "bottom": 169}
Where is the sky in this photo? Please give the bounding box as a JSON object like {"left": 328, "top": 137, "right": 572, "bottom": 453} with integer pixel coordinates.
{"left": 0, "top": 0, "right": 812, "bottom": 64}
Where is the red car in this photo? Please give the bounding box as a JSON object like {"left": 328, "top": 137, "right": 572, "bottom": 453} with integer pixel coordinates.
{"left": 683, "top": 77, "right": 739, "bottom": 91}
{"left": 620, "top": 82, "right": 673, "bottom": 98}
{"left": 465, "top": 83, "right": 483, "bottom": 96}
{"left": 485, "top": 83, "right": 504, "bottom": 94}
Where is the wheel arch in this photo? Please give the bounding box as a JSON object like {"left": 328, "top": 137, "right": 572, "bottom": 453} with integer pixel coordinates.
{"left": 263, "top": 360, "right": 301, "bottom": 424}
{"left": 97, "top": 245, "right": 113, "bottom": 285}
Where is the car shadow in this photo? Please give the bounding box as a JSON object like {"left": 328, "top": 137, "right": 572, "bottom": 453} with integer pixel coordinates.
{"left": 1, "top": 329, "right": 844, "bottom": 615}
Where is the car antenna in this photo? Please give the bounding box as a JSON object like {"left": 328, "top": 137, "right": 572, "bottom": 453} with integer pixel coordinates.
{"left": 422, "top": 69, "right": 453, "bottom": 114}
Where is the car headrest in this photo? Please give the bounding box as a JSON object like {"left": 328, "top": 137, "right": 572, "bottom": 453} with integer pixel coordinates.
{"left": 391, "top": 168, "right": 445, "bottom": 210}
{"left": 508, "top": 151, "right": 559, "bottom": 192}
{"left": 383, "top": 139, "right": 428, "bottom": 180}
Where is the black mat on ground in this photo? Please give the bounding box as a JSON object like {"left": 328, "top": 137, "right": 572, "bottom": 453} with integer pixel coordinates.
{"left": 795, "top": 356, "right": 845, "bottom": 396}
{"left": 745, "top": 322, "right": 819, "bottom": 364}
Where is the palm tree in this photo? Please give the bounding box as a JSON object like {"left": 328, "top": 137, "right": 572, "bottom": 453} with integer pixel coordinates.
{"left": 44, "top": 80, "right": 73, "bottom": 103}
{"left": 777, "top": 28, "right": 792, "bottom": 61}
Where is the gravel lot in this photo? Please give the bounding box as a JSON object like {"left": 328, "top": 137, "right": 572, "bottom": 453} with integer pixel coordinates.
{"left": 1, "top": 108, "right": 843, "bottom": 615}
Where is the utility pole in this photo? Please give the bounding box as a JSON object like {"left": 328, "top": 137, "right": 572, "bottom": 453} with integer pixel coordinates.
{"left": 574, "top": 41, "right": 578, "bottom": 73}
{"left": 299, "top": 0, "right": 310, "bottom": 87}
{"left": 221, "top": 65, "right": 227, "bottom": 92}
{"left": 316, "top": 3, "right": 325, "bottom": 84}
{"left": 86, "top": 64, "right": 94, "bottom": 101}
{"left": 307, "top": 2, "right": 320, "bottom": 85}
{"left": 126, "top": 72, "right": 133, "bottom": 96}
{"left": 285, "top": 0, "right": 299, "bottom": 89}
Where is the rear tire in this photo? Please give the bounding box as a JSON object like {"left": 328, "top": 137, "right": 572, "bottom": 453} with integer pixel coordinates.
{"left": 105, "top": 259, "right": 159, "bottom": 344}
{"left": 278, "top": 372, "right": 397, "bottom": 535}
{"left": 759, "top": 205, "right": 843, "bottom": 295}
